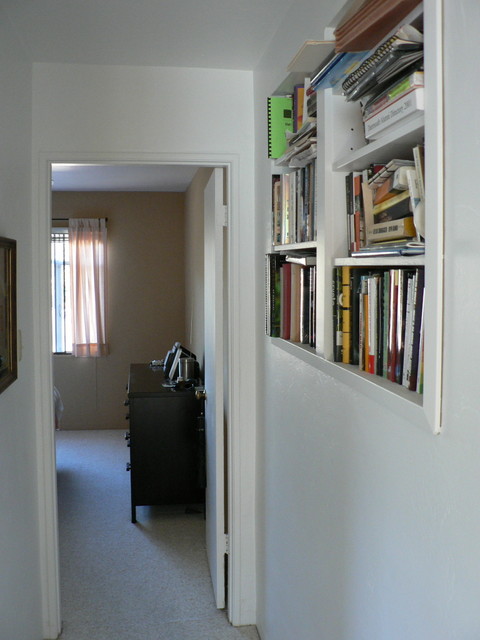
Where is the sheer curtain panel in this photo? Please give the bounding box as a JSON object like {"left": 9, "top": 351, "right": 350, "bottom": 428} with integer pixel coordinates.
{"left": 69, "top": 218, "right": 108, "bottom": 357}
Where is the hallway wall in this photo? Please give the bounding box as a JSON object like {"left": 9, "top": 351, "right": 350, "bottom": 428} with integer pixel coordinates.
{"left": 0, "top": 10, "right": 43, "bottom": 640}
{"left": 254, "top": 1, "right": 480, "bottom": 639}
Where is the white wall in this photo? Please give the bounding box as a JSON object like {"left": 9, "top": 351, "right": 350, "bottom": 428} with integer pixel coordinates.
{"left": 0, "top": 11, "right": 44, "bottom": 640}
{"left": 254, "top": 1, "right": 480, "bottom": 639}
{"left": 32, "top": 63, "right": 257, "bottom": 627}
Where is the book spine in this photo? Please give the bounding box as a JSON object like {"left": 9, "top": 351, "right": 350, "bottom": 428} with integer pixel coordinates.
{"left": 373, "top": 191, "right": 412, "bottom": 223}
{"left": 342, "top": 266, "right": 352, "bottom": 364}
{"left": 333, "top": 267, "right": 343, "bottom": 362}
{"left": 367, "top": 216, "right": 416, "bottom": 243}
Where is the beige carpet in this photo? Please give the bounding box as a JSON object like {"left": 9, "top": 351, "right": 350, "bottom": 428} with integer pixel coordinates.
{"left": 56, "top": 429, "right": 259, "bottom": 640}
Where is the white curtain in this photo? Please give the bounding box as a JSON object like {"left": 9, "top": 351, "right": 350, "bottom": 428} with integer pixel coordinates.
{"left": 69, "top": 218, "right": 108, "bottom": 357}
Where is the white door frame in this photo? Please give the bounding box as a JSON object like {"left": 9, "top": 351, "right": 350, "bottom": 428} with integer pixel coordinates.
{"left": 32, "top": 151, "right": 257, "bottom": 639}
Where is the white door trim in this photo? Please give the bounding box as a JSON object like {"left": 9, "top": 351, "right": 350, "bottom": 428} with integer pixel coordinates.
{"left": 33, "top": 151, "right": 257, "bottom": 638}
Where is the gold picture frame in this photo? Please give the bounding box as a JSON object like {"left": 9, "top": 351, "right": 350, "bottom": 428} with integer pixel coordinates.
{"left": 0, "top": 237, "right": 17, "bottom": 393}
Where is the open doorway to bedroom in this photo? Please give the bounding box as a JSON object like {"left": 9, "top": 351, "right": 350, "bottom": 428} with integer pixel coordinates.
{"left": 50, "top": 162, "right": 238, "bottom": 638}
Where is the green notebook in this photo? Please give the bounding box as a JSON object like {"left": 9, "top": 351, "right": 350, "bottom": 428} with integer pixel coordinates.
{"left": 267, "top": 96, "right": 293, "bottom": 159}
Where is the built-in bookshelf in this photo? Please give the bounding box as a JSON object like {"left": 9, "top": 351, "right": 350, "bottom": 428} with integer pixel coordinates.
{"left": 265, "top": 0, "right": 443, "bottom": 433}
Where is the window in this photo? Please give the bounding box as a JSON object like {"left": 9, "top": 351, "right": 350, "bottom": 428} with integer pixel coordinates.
{"left": 51, "top": 218, "right": 108, "bottom": 356}
{"left": 51, "top": 229, "right": 72, "bottom": 353}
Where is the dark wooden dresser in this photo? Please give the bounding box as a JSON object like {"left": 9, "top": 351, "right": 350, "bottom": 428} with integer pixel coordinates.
{"left": 125, "top": 363, "right": 204, "bottom": 523}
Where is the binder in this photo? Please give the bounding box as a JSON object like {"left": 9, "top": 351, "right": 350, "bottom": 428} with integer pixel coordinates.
{"left": 267, "top": 96, "right": 293, "bottom": 159}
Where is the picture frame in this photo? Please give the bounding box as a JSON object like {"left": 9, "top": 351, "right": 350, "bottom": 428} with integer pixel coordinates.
{"left": 0, "top": 237, "right": 17, "bottom": 393}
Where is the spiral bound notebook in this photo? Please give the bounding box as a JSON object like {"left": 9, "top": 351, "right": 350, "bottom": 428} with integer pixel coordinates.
{"left": 267, "top": 96, "right": 293, "bottom": 159}
{"left": 342, "top": 24, "right": 423, "bottom": 102}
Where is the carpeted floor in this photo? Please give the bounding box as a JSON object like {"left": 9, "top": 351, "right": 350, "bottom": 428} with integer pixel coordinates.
{"left": 56, "top": 429, "right": 259, "bottom": 640}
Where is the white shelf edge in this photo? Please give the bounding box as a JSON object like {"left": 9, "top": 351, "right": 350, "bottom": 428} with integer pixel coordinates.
{"left": 273, "top": 241, "right": 317, "bottom": 252}
{"left": 269, "top": 337, "right": 438, "bottom": 434}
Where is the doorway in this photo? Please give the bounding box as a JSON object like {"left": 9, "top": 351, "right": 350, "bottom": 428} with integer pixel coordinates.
{"left": 33, "top": 154, "right": 255, "bottom": 639}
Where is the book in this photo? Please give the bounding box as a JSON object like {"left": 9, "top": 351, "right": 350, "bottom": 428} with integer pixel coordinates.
{"left": 342, "top": 24, "right": 423, "bottom": 102}
{"left": 351, "top": 241, "right": 424, "bottom": 257}
{"left": 309, "top": 266, "right": 316, "bottom": 348}
{"left": 367, "top": 216, "right": 416, "bottom": 242}
{"left": 300, "top": 266, "right": 311, "bottom": 344}
{"left": 402, "top": 270, "right": 417, "bottom": 387}
{"left": 287, "top": 40, "right": 335, "bottom": 73}
{"left": 334, "top": 0, "right": 423, "bottom": 53}
{"left": 265, "top": 253, "right": 285, "bottom": 337}
{"left": 290, "top": 263, "right": 302, "bottom": 342}
{"left": 267, "top": 96, "right": 293, "bottom": 159}
{"left": 333, "top": 267, "right": 343, "bottom": 361}
{"left": 362, "top": 68, "right": 424, "bottom": 120}
{"left": 373, "top": 165, "right": 412, "bottom": 205}
{"left": 293, "top": 84, "right": 305, "bottom": 132}
{"left": 285, "top": 253, "right": 317, "bottom": 266}
{"left": 353, "top": 172, "right": 364, "bottom": 251}
{"left": 406, "top": 268, "right": 424, "bottom": 390}
{"left": 368, "top": 159, "right": 415, "bottom": 186}
{"left": 272, "top": 175, "right": 282, "bottom": 245}
{"left": 387, "top": 268, "right": 399, "bottom": 381}
{"left": 363, "top": 86, "right": 424, "bottom": 139}
{"left": 309, "top": 50, "right": 370, "bottom": 92}
{"left": 372, "top": 189, "right": 412, "bottom": 222}
{"left": 413, "top": 143, "right": 425, "bottom": 200}
{"left": 281, "top": 262, "right": 292, "bottom": 339}
{"left": 342, "top": 266, "right": 353, "bottom": 364}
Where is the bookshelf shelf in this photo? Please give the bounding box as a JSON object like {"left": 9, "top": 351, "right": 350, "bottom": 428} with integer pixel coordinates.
{"left": 334, "top": 115, "right": 425, "bottom": 172}
{"left": 273, "top": 241, "right": 317, "bottom": 252}
{"left": 266, "top": 0, "right": 443, "bottom": 433}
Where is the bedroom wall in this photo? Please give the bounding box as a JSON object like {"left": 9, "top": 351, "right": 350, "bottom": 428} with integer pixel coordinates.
{"left": 52, "top": 190, "right": 186, "bottom": 429}
{"left": 254, "top": 1, "right": 480, "bottom": 639}
{"left": 0, "top": 9, "right": 43, "bottom": 640}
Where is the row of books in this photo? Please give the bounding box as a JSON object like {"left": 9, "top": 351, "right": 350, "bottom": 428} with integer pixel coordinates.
{"left": 345, "top": 148, "right": 425, "bottom": 257}
{"left": 333, "top": 265, "right": 424, "bottom": 392}
{"left": 272, "top": 163, "right": 317, "bottom": 245}
{"left": 265, "top": 253, "right": 316, "bottom": 347}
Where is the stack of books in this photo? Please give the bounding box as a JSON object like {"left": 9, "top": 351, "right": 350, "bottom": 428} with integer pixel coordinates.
{"left": 345, "top": 150, "right": 425, "bottom": 257}
{"left": 362, "top": 67, "right": 424, "bottom": 139}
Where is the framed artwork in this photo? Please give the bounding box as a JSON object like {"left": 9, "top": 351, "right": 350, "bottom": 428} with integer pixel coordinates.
{"left": 0, "top": 237, "right": 17, "bottom": 393}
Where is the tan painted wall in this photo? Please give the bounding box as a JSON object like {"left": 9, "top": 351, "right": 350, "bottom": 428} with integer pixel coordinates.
{"left": 52, "top": 191, "right": 186, "bottom": 429}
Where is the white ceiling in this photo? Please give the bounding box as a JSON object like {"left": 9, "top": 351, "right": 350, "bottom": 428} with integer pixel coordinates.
{"left": 3, "top": 0, "right": 295, "bottom": 70}
{"left": 51, "top": 164, "right": 200, "bottom": 192}
{"left": 4, "top": 0, "right": 296, "bottom": 191}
